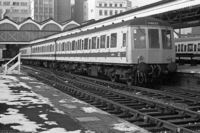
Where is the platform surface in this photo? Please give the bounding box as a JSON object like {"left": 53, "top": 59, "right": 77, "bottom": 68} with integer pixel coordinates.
{"left": 177, "top": 65, "right": 200, "bottom": 74}
{"left": 0, "top": 72, "right": 149, "bottom": 133}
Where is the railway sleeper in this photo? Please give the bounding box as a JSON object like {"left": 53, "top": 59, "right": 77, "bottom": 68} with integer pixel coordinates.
{"left": 168, "top": 118, "right": 200, "bottom": 125}
{"left": 156, "top": 114, "right": 190, "bottom": 120}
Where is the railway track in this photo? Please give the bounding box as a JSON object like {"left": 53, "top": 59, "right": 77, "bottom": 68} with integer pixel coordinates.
{"left": 22, "top": 66, "right": 200, "bottom": 133}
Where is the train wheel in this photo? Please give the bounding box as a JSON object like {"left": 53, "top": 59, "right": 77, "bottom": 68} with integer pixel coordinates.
{"left": 126, "top": 74, "right": 133, "bottom": 86}
{"left": 110, "top": 72, "right": 117, "bottom": 82}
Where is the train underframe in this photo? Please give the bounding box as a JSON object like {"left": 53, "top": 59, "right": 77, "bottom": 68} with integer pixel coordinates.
{"left": 22, "top": 59, "right": 176, "bottom": 86}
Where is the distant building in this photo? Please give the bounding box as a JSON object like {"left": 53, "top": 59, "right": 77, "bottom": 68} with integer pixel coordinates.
{"left": 0, "top": 0, "right": 31, "bottom": 22}
{"left": 53, "top": 0, "right": 71, "bottom": 23}
{"left": 73, "top": 0, "right": 84, "bottom": 24}
{"left": 31, "top": 0, "right": 71, "bottom": 23}
{"left": 73, "top": 0, "right": 132, "bottom": 24}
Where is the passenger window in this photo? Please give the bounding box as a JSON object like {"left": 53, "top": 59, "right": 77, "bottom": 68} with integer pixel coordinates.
{"left": 122, "top": 33, "right": 126, "bottom": 47}
{"left": 84, "top": 38, "right": 88, "bottom": 49}
{"left": 134, "top": 28, "right": 146, "bottom": 49}
{"left": 188, "top": 44, "right": 193, "bottom": 52}
{"left": 97, "top": 38, "right": 100, "bottom": 49}
{"left": 184, "top": 45, "right": 187, "bottom": 52}
{"left": 181, "top": 44, "right": 183, "bottom": 52}
{"left": 162, "top": 29, "right": 172, "bottom": 49}
{"left": 92, "top": 37, "right": 97, "bottom": 49}
{"left": 178, "top": 44, "right": 180, "bottom": 52}
{"left": 111, "top": 33, "right": 117, "bottom": 48}
{"left": 72, "top": 40, "right": 75, "bottom": 50}
{"left": 107, "top": 36, "right": 110, "bottom": 48}
{"left": 82, "top": 40, "right": 84, "bottom": 50}
{"left": 100, "top": 35, "right": 106, "bottom": 48}
{"left": 149, "top": 29, "right": 159, "bottom": 48}
{"left": 198, "top": 43, "right": 200, "bottom": 51}
{"left": 89, "top": 39, "right": 91, "bottom": 49}
{"left": 194, "top": 44, "right": 197, "bottom": 52}
{"left": 62, "top": 42, "right": 65, "bottom": 51}
{"left": 175, "top": 45, "right": 177, "bottom": 52}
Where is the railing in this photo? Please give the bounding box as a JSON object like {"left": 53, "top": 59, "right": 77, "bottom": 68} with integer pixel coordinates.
{"left": 1, "top": 53, "right": 21, "bottom": 75}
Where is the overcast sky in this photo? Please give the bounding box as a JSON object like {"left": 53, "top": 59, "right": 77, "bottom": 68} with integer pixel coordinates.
{"left": 131, "top": 0, "right": 161, "bottom": 7}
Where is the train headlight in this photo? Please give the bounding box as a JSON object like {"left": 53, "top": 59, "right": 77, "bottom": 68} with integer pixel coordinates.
{"left": 166, "top": 56, "right": 172, "bottom": 62}
{"left": 167, "top": 62, "right": 177, "bottom": 73}
{"left": 138, "top": 55, "right": 144, "bottom": 62}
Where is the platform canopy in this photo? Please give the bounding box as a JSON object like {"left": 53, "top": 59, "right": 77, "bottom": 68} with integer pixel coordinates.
{"left": 0, "top": 17, "right": 79, "bottom": 44}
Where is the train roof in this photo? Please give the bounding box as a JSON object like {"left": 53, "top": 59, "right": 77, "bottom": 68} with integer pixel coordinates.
{"left": 57, "top": 17, "right": 170, "bottom": 41}
{"left": 175, "top": 36, "right": 200, "bottom": 43}
{"left": 26, "top": 17, "right": 170, "bottom": 47}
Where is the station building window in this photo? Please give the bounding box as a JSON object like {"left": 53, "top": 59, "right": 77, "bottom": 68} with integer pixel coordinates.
{"left": 21, "top": 2, "right": 27, "bottom": 6}
{"left": 99, "top": 10, "right": 102, "bottom": 16}
{"left": 104, "top": 10, "right": 108, "bottom": 16}
{"left": 115, "top": 10, "right": 118, "bottom": 15}
{"left": 3, "top": 1, "right": 10, "bottom": 6}
{"left": 110, "top": 10, "right": 113, "bottom": 15}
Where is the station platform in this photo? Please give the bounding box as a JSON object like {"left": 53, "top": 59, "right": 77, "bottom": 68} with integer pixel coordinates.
{"left": 177, "top": 64, "right": 200, "bottom": 74}
{"left": 0, "top": 72, "right": 149, "bottom": 133}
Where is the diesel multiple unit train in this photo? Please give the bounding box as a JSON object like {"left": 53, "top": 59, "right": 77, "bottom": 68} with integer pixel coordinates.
{"left": 20, "top": 17, "right": 177, "bottom": 85}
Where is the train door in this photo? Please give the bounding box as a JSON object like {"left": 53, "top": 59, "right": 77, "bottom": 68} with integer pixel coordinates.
{"left": 131, "top": 27, "right": 147, "bottom": 63}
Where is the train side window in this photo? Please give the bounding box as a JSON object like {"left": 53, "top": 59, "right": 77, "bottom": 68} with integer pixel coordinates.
{"left": 149, "top": 29, "right": 159, "bottom": 48}
{"left": 188, "top": 44, "right": 193, "bottom": 52}
{"left": 178, "top": 44, "right": 180, "bottom": 52}
{"left": 84, "top": 38, "right": 88, "bottom": 50}
{"left": 107, "top": 36, "right": 110, "bottom": 48}
{"left": 78, "top": 40, "right": 81, "bottom": 50}
{"left": 184, "top": 45, "right": 187, "bottom": 52}
{"left": 111, "top": 33, "right": 117, "bottom": 48}
{"left": 181, "top": 44, "right": 183, "bottom": 52}
{"left": 72, "top": 40, "right": 75, "bottom": 50}
{"left": 122, "top": 33, "right": 126, "bottom": 47}
{"left": 175, "top": 45, "right": 177, "bottom": 52}
{"left": 162, "top": 30, "right": 172, "bottom": 49}
{"left": 100, "top": 35, "right": 106, "bottom": 48}
{"left": 92, "top": 37, "right": 97, "bottom": 49}
{"left": 69, "top": 42, "right": 71, "bottom": 51}
{"left": 198, "top": 43, "right": 200, "bottom": 51}
{"left": 134, "top": 28, "right": 146, "bottom": 49}
{"left": 194, "top": 44, "right": 197, "bottom": 52}
{"left": 82, "top": 40, "right": 84, "bottom": 50}
{"left": 62, "top": 42, "right": 65, "bottom": 51}
{"left": 97, "top": 37, "right": 100, "bottom": 49}
{"left": 89, "top": 39, "right": 91, "bottom": 49}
